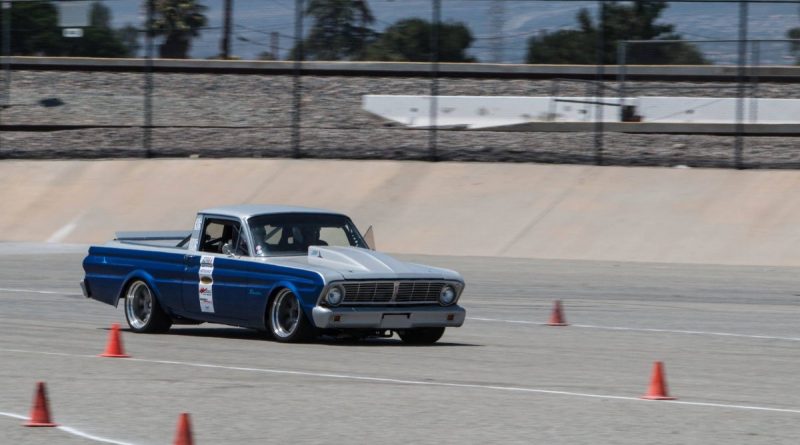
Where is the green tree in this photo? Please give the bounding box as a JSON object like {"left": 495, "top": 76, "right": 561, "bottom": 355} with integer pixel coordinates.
{"left": 526, "top": 1, "right": 707, "bottom": 65}
{"left": 788, "top": 27, "right": 800, "bottom": 65}
{"left": 0, "top": 2, "right": 63, "bottom": 56}
{"left": 148, "top": 0, "right": 208, "bottom": 59}
{"left": 294, "top": 0, "right": 376, "bottom": 60}
{"left": 63, "top": 2, "right": 131, "bottom": 58}
{"left": 365, "top": 18, "right": 475, "bottom": 62}
{"left": 0, "top": 1, "right": 132, "bottom": 57}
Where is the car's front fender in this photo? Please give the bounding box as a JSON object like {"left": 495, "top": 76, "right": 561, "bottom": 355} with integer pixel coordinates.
{"left": 259, "top": 279, "right": 323, "bottom": 327}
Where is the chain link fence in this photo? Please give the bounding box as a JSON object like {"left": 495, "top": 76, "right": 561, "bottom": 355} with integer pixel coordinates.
{"left": 1, "top": 0, "right": 800, "bottom": 168}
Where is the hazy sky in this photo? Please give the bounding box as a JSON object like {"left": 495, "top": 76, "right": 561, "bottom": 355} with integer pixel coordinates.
{"left": 89, "top": 0, "right": 800, "bottom": 63}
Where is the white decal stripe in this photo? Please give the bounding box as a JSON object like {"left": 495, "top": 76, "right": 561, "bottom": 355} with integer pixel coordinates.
{"left": 1, "top": 347, "right": 800, "bottom": 415}
{"left": 0, "top": 411, "right": 137, "bottom": 445}
{"left": 467, "top": 317, "right": 800, "bottom": 342}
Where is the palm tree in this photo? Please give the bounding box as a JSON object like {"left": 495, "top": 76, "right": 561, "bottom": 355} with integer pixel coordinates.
{"left": 301, "top": 0, "right": 375, "bottom": 60}
{"left": 148, "top": 0, "right": 208, "bottom": 59}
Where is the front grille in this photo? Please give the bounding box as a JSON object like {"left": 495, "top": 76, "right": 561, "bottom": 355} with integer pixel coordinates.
{"left": 396, "top": 282, "right": 444, "bottom": 303}
{"left": 338, "top": 281, "right": 453, "bottom": 305}
{"left": 342, "top": 282, "right": 395, "bottom": 303}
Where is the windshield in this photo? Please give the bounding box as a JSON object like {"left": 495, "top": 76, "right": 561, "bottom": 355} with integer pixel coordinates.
{"left": 248, "top": 213, "right": 368, "bottom": 257}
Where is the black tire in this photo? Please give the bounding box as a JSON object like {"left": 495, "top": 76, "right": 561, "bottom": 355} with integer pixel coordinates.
{"left": 398, "top": 327, "right": 445, "bottom": 345}
{"left": 267, "top": 288, "right": 315, "bottom": 343}
{"left": 123, "top": 280, "right": 172, "bottom": 333}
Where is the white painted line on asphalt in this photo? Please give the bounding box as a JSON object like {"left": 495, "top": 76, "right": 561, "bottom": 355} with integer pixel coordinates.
{"left": 572, "top": 323, "right": 800, "bottom": 342}
{"left": 3, "top": 285, "right": 799, "bottom": 343}
{"left": 0, "top": 411, "right": 136, "bottom": 445}
{"left": 2, "top": 347, "right": 800, "bottom": 415}
{"left": 469, "top": 317, "right": 544, "bottom": 325}
{"left": 468, "top": 317, "right": 800, "bottom": 342}
{"left": 0, "top": 287, "right": 79, "bottom": 296}
{"left": 57, "top": 426, "right": 137, "bottom": 445}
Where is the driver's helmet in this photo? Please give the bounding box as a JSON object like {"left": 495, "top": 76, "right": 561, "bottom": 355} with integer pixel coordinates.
{"left": 250, "top": 225, "right": 267, "bottom": 256}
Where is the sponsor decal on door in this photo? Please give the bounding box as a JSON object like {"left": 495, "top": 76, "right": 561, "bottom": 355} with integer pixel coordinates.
{"left": 198, "top": 255, "right": 215, "bottom": 313}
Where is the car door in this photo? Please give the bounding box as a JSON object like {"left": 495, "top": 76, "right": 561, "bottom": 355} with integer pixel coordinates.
{"left": 182, "top": 216, "right": 253, "bottom": 322}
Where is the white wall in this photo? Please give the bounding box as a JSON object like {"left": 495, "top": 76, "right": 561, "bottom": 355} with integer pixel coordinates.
{"left": 363, "top": 95, "right": 800, "bottom": 128}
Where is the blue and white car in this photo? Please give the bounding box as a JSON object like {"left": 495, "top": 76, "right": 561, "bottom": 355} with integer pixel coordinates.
{"left": 81, "top": 205, "right": 466, "bottom": 344}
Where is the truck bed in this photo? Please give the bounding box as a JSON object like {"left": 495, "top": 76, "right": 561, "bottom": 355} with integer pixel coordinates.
{"left": 114, "top": 231, "right": 192, "bottom": 249}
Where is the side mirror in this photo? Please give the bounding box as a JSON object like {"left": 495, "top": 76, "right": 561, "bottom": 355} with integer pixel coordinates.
{"left": 363, "top": 226, "right": 376, "bottom": 250}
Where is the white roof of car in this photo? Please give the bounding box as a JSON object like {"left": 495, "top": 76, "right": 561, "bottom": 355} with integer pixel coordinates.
{"left": 200, "top": 204, "right": 344, "bottom": 219}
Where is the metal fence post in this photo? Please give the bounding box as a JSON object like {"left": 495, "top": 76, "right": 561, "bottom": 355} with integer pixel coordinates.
{"left": 734, "top": 1, "right": 749, "bottom": 169}
{"left": 1, "top": 0, "right": 9, "bottom": 107}
{"left": 144, "top": 0, "right": 154, "bottom": 158}
{"left": 291, "top": 0, "right": 304, "bottom": 158}
{"left": 617, "top": 40, "right": 627, "bottom": 119}
{"left": 429, "top": 0, "right": 441, "bottom": 162}
{"left": 0, "top": 0, "right": 10, "bottom": 156}
{"left": 749, "top": 40, "right": 760, "bottom": 124}
{"left": 594, "top": 0, "right": 606, "bottom": 166}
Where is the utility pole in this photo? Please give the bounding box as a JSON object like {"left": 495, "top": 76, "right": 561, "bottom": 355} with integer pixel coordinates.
{"left": 270, "top": 31, "right": 279, "bottom": 60}
{"left": 488, "top": 0, "right": 505, "bottom": 63}
{"left": 220, "top": 0, "right": 233, "bottom": 59}
{"left": 2, "top": 1, "right": 10, "bottom": 109}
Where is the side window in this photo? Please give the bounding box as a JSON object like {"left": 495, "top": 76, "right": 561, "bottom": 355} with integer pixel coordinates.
{"left": 200, "top": 219, "right": 248, "bottom": 255}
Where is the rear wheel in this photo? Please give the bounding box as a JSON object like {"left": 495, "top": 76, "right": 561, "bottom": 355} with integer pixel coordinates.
{"left": 124, "top": 280, "right": 172, "bottom": 333}
{"left": 267, "top": 288, "right": 315, "bottom": 342}
{"left": 398, "top": 327, "right": 445, "bottom": 345}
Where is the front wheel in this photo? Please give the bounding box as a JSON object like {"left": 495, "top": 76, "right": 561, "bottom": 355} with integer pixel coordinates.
{"left": 124, "top": 280, "right": 172, "bottom": 333}
{"left": 398, "top": 327, "right": 445, "bottom": 345}
{"left": 267, "top": 289, "right": 315, "bottom": 343}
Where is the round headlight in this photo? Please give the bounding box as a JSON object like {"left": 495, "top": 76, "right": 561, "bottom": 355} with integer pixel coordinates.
{"left": 326, "top": 286, "right": 344, "bottom": 306}
{"left": 439, "top": 285, "right": 456, "bottom": 306}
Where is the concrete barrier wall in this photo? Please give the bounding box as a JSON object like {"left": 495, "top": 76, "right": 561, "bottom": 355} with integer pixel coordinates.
{"left": 3, "top": 158, "right": 799, "bottom": 267}
{"left": 2, "top": 70, "right": 800, "bottom": 168}
{"left": 364, "top": 95, "right": 800, "bottom": 127}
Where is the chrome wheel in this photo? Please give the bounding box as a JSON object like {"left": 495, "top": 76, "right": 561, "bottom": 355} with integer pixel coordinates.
{"left": 123, "top": 280, "right": 172, "bottom": 333}
{"left": 270, "top": 289, "right": 300, "bottom": 339}
{"left": 125, "top": 281, "right": 153, "bottom": 330}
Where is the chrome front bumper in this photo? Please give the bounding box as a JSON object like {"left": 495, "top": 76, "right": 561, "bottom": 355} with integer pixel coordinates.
{"left": 311, "top": 305, "right": 466, "bottom": 330}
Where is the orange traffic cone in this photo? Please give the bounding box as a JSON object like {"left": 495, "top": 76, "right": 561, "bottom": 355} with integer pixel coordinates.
{"left": 642, "top": 361, "right": 676, "bottom": 400}
{"left": 100, "top": 323, "right": 130, "bottom": 358}
{"left": 547, "top": 300, "right": 568, "bottom": 326}
{"left": 24, "top": 382, "right": 58, "bottom": 427}
{"left": 173, "top": 412, "right": 194, "bottom": 445}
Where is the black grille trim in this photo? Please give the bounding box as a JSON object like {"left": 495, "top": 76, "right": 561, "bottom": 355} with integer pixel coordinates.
{"left": 335, "top": 280, "right": 457, "bottom": 305}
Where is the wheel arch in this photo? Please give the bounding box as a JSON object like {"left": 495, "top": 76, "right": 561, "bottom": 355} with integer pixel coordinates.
{"left": 115, "top": 271, "right": 165, "bottom": 309}
{"left": 261, "top": 281, "right": 314, "bottom": 329}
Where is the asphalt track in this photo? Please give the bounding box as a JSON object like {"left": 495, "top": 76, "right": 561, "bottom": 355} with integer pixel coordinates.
{"left": 2, "top": 244, "right": 800, "bottom": 444}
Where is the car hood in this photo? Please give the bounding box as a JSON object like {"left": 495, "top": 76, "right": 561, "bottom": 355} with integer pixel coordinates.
{"left": 266, "top": 246, "right": 462, "bottom": 282}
